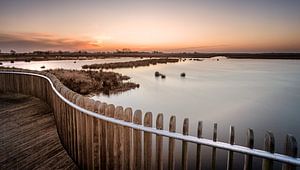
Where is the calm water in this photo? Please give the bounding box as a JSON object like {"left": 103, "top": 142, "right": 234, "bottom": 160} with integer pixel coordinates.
{"left": 1, "top": 57, "right": 141, "bottom": 70}
{"left": 93, "top": 58, "right": 300, "bottom": 169}
{"left": 4, "top": 58, "right": 300, "bottom": 169}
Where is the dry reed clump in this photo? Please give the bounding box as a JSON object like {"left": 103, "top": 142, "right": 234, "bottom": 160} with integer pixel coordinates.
{"left": 46, "top": 69, "right": 139, "bottom": 95}
{"left": 82, "top": 58, "right": 179, "bottom": 69}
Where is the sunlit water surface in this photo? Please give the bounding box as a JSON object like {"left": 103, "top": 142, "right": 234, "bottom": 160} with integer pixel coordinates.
{"left": 4, "top": 58, "right": 300, "bottom": 169}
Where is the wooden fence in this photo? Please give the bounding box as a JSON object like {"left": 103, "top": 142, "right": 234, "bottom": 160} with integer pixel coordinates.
{"left": 0, "top": 69, "right": 299, "bottom": 170}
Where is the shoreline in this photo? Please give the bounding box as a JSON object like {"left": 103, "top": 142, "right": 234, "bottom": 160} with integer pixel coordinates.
{"left": 82, "top": 58, "right": 179, "bottom": 69}
{"left": 1, "top": 53, "right": 300, "bottom": 62}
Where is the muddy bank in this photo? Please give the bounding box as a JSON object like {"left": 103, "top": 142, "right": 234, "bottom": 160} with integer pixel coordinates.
{"left": 46, "top": 69, "right": 139, "bottom": 95}
{"left": 82, "top": 58, "right": 179, "bottom": 69}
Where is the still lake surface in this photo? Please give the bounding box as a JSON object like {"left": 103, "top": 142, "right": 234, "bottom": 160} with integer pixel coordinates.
{"left": 3, "top": 57, "right": 300, "bottom": 169}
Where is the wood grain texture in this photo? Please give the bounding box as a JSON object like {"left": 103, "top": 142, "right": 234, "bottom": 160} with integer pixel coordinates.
{"left": 182, "top": 118, "right": 189, "bottom": 170}
{"left": 144, "top": 112, "right": 153, "bottom": 170}
{"left": 227, "top": 126, "right": 235, "bottom": 170}
{"left": 244, "top": 129, "right": 254, "bottom": 170}
{"left": 168, "top": 116, "right": 176, "bottom": 170}
{"left": 262, "top": 131, "right": 274, "bottom": 170}
{"left": 133, "top": 110, "right": 142, "bottom": 170}
{"left": 124, "top": 107, "right": 133, "bottom": 170}
{"left": 196, "top": 121, "right": 203, "bottom": 170}
{"left": 0, "top": 93, "right": 78, "bottom": 170}
{"left": 156, "top": 113, "right": 164, "bottom": 170}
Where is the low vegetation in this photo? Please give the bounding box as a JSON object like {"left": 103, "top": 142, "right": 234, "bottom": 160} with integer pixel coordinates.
{"left": 82, "top": 58, "right": 179, "bottom": 69}
{"left": 46, "top": 69, "right": 139, "bottom": 95}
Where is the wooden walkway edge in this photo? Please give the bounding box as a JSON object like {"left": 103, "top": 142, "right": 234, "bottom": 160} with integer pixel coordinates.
{"left": 0, "top": 93, "right": 78, "bottom": 170}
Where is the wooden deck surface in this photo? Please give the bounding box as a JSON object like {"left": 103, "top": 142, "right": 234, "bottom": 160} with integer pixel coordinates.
{"left": 0, "top": 93, "right": 78, "bottom": 170}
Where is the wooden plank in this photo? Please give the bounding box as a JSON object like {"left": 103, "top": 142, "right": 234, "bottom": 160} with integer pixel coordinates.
{"left": 182, "top": 118, "right": 189, "bottom": 170}
{"left": 168, "top": 116, "right": 176, "bottom": 170}
{"left": 71, "top": 94, "right": 79, "bottom": 162}
{"left": 106, "top": 104, "right": 115, "bottom": 170}
{"left": 79, "top": 96, "right": 87, "bottom": 169}
{"left": 114, "top": 106, "right": 125, "bottom": 170}
{"left": 282, "top": 134, "right": 297, "bottom": 170}
{"left": 93, "top": 101, "right": 101, "bottom": 170}
{"left": 75, "top": 96, "right": 83, "bottom": 167}
{"left": 84, "top": 98, "right": 95, "bottom": 170}
{"left": 133, "top": 110, "right": 142, "bottom": 170}
{"left": 99, "top": 103, "right": 107, "bottom": 170}
{"left": 243, "top": 129, "right": 254, "bottom": 170}
{"left": 60, "top": 87, "right": 68, "bottom": 149}
{"left": 227, "top": 126, "right": 235, "bottom": 170}
{"left": 196, "top": 121, "right": 203, "bottom": 170}
{"left": 0, "top": 93, "right": 78, "bottom": 170}
{"left": 124, "top": 107, "right": 133, "bottom": 170}
{"left": 156, "top": 113, "right": 164, "bottom": 170}
{"left": 65, "top": 91, "right": 72, "bottom": 155}
{"left": 144, "top": 112, "right": 153, "bottom": 170}
{"left": 212, "top": 123, "right": 217, "bottom": 170}
{"left": 262, "top": 131, "right": 275, "bottom": 170}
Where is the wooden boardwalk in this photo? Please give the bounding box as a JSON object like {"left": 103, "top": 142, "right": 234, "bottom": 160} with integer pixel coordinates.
{"left": 0, "top": 93, "right": 78, "bottom": 170}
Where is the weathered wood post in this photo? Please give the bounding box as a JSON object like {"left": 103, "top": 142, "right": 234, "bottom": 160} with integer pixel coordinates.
{"left": 196, "top": 121, "right": 203, "bottom": 170}
{"left": 244, "top": 129, "right": 254, "bottom": 170}
{"left": 262, "top": 131, "right": 275, "bottom": 170}
{"left": 282, "top": 134, "right": 298, "bottom": 170}
{"left": 124, "top": 107, "right": 133, "bottom": 170}
{"left": 133, "top": 110, "right": 142, "bottom": 170}
{"left": 144, "top": 112, "right": 153, "bottom": 170}
{"left": 227, "top": 126, "right": 235, "bottom": 170}
{"left": 106, "top": 104, "right": 115, "bottom": 170}
{"left": 212, "top": 123, "right": 218, "bottom": 170}
{"left": 156, "top": 113, "right": 164, "bottom": 170}
{"left": 168, "top": 116, "right": 176, "bottom": 170}
{"left": 75, "top": 96, "right": 84, "bottom": 167}
{"left": 71, "top": 94, "right": 79, "bottom": 163}
{"left": 99, "top": 103, "right": 108, "bottom": 170}
{"left": 93, "top": 101, "right": 101, "bottom": 170}
{"left": 114, "top": 106, "right": 125, "bottom": 170}
{"left": 84, "top": 98, "right": 95, "bottom": 170}
{"left": 182, "top": 118, "right": 189, "bottom": 170}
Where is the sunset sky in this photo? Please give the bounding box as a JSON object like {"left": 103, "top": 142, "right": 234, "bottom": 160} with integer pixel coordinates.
{"left": 0, "top": 0, "right": 300, "bottom": 52}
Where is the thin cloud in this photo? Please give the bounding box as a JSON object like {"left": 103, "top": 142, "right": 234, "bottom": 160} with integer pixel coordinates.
{"left": 0, "top": 32, "right": 101, "bottom": 52}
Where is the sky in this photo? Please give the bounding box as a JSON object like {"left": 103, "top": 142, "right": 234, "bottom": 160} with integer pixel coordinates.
{"left": 0, "top": 0, "right": 300, "bottom": 53}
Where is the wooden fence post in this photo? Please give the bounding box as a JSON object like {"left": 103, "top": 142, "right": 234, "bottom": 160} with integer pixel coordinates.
{"left": 133, "top": 110, "right": 142, "bottom": 170}
{"left": 196, "top": 121, "right": 203, "bottom": 170}
{"left": 71, "top": 94, "right": 79, "bottom": 163}
{"left": 156, "top": 113, "right": 164, "bottom": 170}
{"left": 113, "top": 106, "right": 124, "bottom": 170}
{"left": 212, "top": 123, "right": 218, "bottom": 170}
{"left": 93, "top": 101, "right": 101, "bottom": 170}
{"left": 168, "top": 116, "right": 176, "bottom": 170}
{"left": 144, "top": 112, "right": 153, "bottom": 170}
{"left": 99, "top": 103, "right": 108, "bottom": 170}
{"left": 244, "top": 129, "right": 254, "bottom": 170}
{"left": 262, "top": 131, "right": 275, "bottom": 170}
{"left": 124, "top": 108, "right": 133, "bottom": 170}
{"left": 85, "top": 98, "right": 95, "bottom": 170}
{"left": 227, "top": 126, "right": 235, "bottom": 170}
{"left": 75, "top": 96, "right": 84, "bottom": 167}
{"left": 282, "top": 134, "right": 298, "bottom": 170}
{"left": 106, "top": 104, "right": 115, "bottom": 170}
{"left": 182, "top": 118, "right": 189, "bottom": 170}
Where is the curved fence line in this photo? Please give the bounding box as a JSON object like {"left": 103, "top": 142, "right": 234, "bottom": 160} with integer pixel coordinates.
{"left": 0, "top": 69, "right": 299, "bottom": 169}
